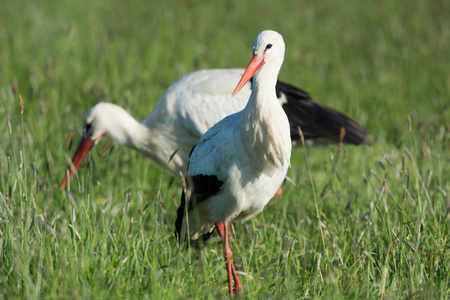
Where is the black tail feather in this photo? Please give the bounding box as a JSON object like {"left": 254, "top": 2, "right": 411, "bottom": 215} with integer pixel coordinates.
{"left": 276, "top": 80, "right": 372, "bottom": 146}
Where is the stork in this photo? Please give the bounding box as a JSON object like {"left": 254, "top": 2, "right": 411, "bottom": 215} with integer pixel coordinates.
{"left": 175, "top": 30, "right": 292, "bottom": 297}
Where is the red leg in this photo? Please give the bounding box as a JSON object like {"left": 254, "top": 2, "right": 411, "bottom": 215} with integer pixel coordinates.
{"left": 224, "top": 220, "right": 242, "bottom": 293}
{"left": 230, "top": 263, "right": 242, "bottom": 292}
{"left": 215, "top": 220, "right": 242, "bottom": 297}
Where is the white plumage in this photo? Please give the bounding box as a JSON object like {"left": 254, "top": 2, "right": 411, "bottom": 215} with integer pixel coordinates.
{"left": 175, "top": 30, "right": 292, "bottom": 296}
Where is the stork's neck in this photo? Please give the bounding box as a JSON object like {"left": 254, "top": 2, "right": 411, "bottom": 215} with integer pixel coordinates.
{"left": 118, "top": 119, "right": 152, "bottom": 151}
{"left": 241, "top": 65, "right": 291, "bottom": 169}
{"left": 251, "top": 65, "right": 279, "bottom": 100}
{"left": 245, "top": 63, "right": 282, "bottom": 120}
{"left": 109, "top": 115, "right": 184, "bottom": 176}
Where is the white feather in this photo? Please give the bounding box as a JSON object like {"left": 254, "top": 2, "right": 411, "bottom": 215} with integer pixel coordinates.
{"left": 181, "top": 30, "right": 292, "bottom": 239}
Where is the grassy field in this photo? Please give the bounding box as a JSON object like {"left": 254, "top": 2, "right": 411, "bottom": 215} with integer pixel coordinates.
{"left": 1, "top": 0, "right": 449, "bottom": 298}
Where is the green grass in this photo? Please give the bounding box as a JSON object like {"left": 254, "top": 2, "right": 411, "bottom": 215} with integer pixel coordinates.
{"left": 1, "top": 0, "right": 449, "bottom": 298}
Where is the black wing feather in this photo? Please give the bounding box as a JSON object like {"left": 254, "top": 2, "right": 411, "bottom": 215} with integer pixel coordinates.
{"left": 275, "top": 80, "right": 372, "bottom": 145}
{"left": 175, "top": 143, "right": 224, "bottom": 245}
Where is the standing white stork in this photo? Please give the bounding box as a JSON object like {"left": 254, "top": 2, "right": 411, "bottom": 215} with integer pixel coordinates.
{"left": 175, "top": 30, "right": 291, "bottom": 297}
{"left": 60, "top": 68, "right": 371, "bottom": 190}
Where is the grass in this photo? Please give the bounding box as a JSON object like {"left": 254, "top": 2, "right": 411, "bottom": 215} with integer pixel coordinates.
{"left": 1, "top": 0, "right": 449, "bottom": 298}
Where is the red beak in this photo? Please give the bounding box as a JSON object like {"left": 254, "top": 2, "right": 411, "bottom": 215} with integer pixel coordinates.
{"left": 60, "top": 137, "right": 95, "bottom": 190}
{"left": 232, "top": 54, "right": 264, "bottom": 97}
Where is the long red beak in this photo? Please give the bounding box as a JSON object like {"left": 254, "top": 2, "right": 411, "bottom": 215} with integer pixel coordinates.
{"left": 232, "top": 54, "right": 264, "bottom": 97}
{"left": 60, "top": 137, "right": 95, "bottom": 190}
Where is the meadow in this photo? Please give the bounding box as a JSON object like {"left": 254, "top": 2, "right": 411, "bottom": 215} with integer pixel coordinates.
{"left": 0, "top": 0, "right": 449, "bottom": 298}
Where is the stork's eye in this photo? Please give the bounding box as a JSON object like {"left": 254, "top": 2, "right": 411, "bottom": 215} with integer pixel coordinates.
{"left": 85, "top": 122, "right": 92, "bottom": 134}
{"left": 265, "top": 44, "right": 272, "bottom": 50}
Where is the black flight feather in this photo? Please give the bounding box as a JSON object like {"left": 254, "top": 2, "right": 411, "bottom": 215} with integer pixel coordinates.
{"left": 273, "top": 79, "right": 372, "bottom": 145}
{"left": 175, "top": 145, "right": 224, "bottom": 245}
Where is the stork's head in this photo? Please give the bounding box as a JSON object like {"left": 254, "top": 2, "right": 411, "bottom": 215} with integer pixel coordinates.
{"left": 233, "top": 30, "right": 285, "bottom": 96}
{"left": 60, "top": 102, "right": 131, "bottom": 189}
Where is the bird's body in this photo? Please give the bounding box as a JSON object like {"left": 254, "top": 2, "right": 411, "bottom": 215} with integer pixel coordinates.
{"left": 175, "top": 30, "right": 292, "bottom": 296}
{"left": 61, "top": 68, "right": 370, "bottom": 189}
{"left": 177, "top": 98, "right": 291, "bottom": 239}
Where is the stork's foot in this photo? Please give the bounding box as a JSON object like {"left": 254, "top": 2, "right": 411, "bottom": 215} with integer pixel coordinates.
{"left": 216, "top": 220, "right": 243, "bottom": 297}
{"left": 230, "top": 262, "right": 242, "bottom": 295}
